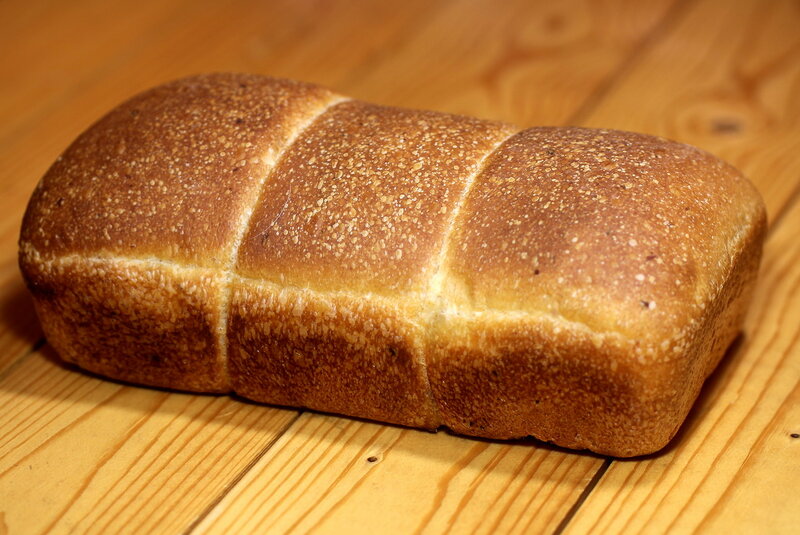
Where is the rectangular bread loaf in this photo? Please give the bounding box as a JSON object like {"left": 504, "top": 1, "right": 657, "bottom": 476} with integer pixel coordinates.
{"left": 18, "top": 73, "right": 766, "bottom": 456}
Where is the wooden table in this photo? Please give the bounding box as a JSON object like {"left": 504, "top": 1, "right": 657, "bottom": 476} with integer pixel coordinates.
{"left": 1, "top": 1, "right": 798, "bottom": 533}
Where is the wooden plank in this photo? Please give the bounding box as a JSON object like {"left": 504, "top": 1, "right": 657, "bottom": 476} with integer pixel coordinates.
{"left": 577, "top": 0, "right": 800, "bottom": 221}
{"left": 564, "top": 197, "right": 800, "bottom": 534}
{"left": 0, "top": 348, "right": 299, "bottom": 534}
{"left": 0, "top": 0, "right": 438, "bottom": 152}
{"left": 0, "top": 0, "right": 416, "bottom": 141}
{"left": 0, "top": 0, "right": 197, "bottom": 140}
{"left": 696, "top": 371, "right": 800, "bottom": 533}
{"left": 188, "top": 1, "right": 682, "bottom": 532}
{"left": 345, "top": 0, "right": 679, "bottom": 124}
{"left": 193, "top": 413, "right": 602, "bottom": 535}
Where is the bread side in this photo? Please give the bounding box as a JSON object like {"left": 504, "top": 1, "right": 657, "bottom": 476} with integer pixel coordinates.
{"left": 426, "top": 220, "right": 763, "bottom": 456}
{"left": 231, "top": 100, "right": 516, "bottom": 427}
{"left": 228, "top": 278, "right": 439, "bottom": 428}
{"left": 20, "top": 249, "right": 228, "bottom": 391}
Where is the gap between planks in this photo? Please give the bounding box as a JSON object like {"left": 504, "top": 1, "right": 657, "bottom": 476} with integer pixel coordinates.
{"left": 552, "top": 459, "right": 613, "bottom": 535}
{"left": 565, "top": 0, "right": 695, "bottom": 127}
{"left": 181, "top": 411, "right": 304, "bottom": 535}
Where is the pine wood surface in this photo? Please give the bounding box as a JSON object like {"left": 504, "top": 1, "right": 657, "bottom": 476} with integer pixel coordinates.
{"left": 1, "top": 1, "right": 797, "bottom": 533}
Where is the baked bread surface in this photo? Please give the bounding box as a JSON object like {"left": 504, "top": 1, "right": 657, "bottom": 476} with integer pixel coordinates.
{"left": 19, "top": 73, "right": 765, "bottom": 456}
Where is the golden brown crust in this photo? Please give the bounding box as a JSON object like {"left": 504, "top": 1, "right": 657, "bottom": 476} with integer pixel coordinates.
{"left": 227, "top": 278, "right": 439, "bottom": 428}
{"left": 20, "top": 249, "right": 228, "bottom": 392}
{"left": 236, "top": 100, "right": 516, "bottom": 295}
{"left": 18, "top": 74, "right": 767, "bottom": 456}
{"left": 20, "top": 73, "right": 339, "bottom": 268}
{"left": 427, "top": 127, "right": 766, "bottom": 455}
{"left": 427, "top": 206, "right": 765, "bottom": 456}
{"left": 427, "top": 314, "right": 653, "bottom": 455}
{"left": 441, "top": 127, "right": 764, "bottom": 342}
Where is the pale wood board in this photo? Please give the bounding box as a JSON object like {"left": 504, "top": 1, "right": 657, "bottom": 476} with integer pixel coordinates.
{"left": 0, "top": 348, "right": 300, "bottom": 534}
{"left": 194, "top": 413, "right": 603, "bottom": 534}
{"left": 0, "top": 0, "right": 798, "bottom": 533}
{"left": 345, "top": 0, "right": 679, "bottom": 125}
{"left": 0, "top": 0, "right": 195, "bottom": 139}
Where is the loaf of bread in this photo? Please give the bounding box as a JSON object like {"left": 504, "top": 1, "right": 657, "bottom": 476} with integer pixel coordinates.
{"left": 19, "top": 73, "right": 765, "bottom": 456}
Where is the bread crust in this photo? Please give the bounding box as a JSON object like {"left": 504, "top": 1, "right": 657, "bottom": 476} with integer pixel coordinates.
{"left": 235, "top": 99, "right": 516, "bottom": 295}
{"left": 20, "top": 73, "right": 339, "bottom": 267}
{"left": 18, "top": 74, "right": 766, "bottom": 456}
{"left": 427, "top": 208, "right": 765, "bottom": 456}
{"left": 20, "top": 249, "right": 228, "bottom": 392}
{"left": 228, "top": 278, "right": 439, "bottom": 428}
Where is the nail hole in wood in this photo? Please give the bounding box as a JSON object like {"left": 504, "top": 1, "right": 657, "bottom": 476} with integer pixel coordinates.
{"left": 711, "top": 118, "right": 741, "bottom": 134}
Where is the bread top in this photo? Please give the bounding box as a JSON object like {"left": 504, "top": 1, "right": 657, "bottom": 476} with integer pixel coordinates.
{"left": 21, "top": 73, "right": 340, "bottom": 268}
{"left": 440, "top": 127, "right": 766, "bottom": 344}
{"left": 21, "top": 73, "right": 765, "bottom": 349}
{"left": 235, "top": 100, "right": 516, "bottom": 297}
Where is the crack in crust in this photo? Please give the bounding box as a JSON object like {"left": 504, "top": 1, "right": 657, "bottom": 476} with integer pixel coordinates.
{"left": 216, "top": 96, "right": 351, "bottom": 386}
{"left": 417, "top": 128, "right": 520, "bottom": 423}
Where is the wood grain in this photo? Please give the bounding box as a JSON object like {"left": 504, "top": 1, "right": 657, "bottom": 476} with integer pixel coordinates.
{"left": 194, "top": 413, "right": 603, "bottom": 535}
{"left": 0, "top": 0, "right": 194, "bottom": 140}
{"left": 345, "top": 0, "right": 679, "bottom": 124}
{"left": 0, "top": 0, "right": 438, "bottom": 143}
{"left": 696, "top": 361, "right": 800, "bottom": 534}
{"left": 577, "top": 0, "right": 800, "bottom": 221}
{"left": 0, "top": 348, "right": 299, "bottom": 534}
{"left": 1, "top": 0, "right": 798, "bottom": 533}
